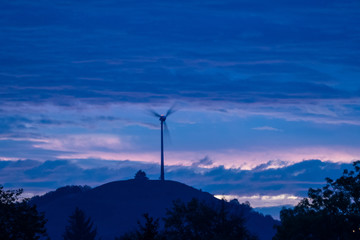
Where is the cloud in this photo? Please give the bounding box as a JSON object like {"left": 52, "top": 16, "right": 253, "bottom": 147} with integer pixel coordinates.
{"left": 0, "top": 159, "right": 354, "bottom": 207}
{"left": 191, "top": 155, "right": 214, "bottom": 168}
{"left": 215, "top": 194, "right": 301, "bottom": 208}
{"left": 0, "top": 0, "right": 359, "bottom": 138}
{"left": 0, "top": 0, "right": 359, "bottom": 110}
{"left": 33, "top": 134, "right": 132, "bottom": 153}
{"left": 252, "top": 160, "right": 289, "bottom": 171}
{"left": 252, "top": 126, "right": 282, "bottom": 131}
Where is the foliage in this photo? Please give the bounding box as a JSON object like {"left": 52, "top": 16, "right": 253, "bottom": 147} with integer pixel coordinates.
{"left": 63, "top": 207, "right": 100, "bottom": 240}
{"left": 0, "top": 185, "right": 48, "bottom": 240}
{"left": 116, "top": 198, "right": 257, "bottom": 240}
{"left": 134, "top": 170, "right": 149, "bottom": 181}
{"left": 274, "top": 161, "right": 360, "bottom": 240}
{"left": 163, "top": 198, "right": 257, "bottom": 240}
{"left": 136, "top": 214, "right": 160, "bottom": 240}
{"left": 116, "top": 213, "right": 162, "bottom": 240}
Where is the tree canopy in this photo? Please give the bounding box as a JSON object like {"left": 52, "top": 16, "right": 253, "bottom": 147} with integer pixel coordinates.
{"left": 116, "top": 213, "right": 162, "bottom": 240}
{"left": 116, "top": 198, "right": 257, "bottom": 240}
{"left": 164, "top": 198, "right": 257, "bottom": 240}
{"left": 134, "top": 170, "right": 149, "bottom": 181}
{"left": 274, "top": 161, "right": 360, "bottom": 240}
{"left": 0, "top": 185, "right": 48, "bottom": 240}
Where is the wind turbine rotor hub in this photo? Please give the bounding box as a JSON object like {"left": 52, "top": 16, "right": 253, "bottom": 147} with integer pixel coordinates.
{"left": 159, "top": 115, "right": 166, "bottom": 122}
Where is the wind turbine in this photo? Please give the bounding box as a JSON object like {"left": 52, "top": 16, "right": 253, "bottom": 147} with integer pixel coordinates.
{"left": 150, "top": 107, "right": 176, "bottom": 181}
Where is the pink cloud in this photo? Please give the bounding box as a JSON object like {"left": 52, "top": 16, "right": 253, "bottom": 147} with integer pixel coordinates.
{"left": 48, "top": 146, "right": 360, "bottom": 171}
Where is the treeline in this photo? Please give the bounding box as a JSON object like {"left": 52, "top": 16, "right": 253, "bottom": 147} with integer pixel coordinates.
{"left": 116, "top": 198, "right": 258, "bottom": 240}
{"left": 63, "top": 198, "right": 258, "bottom": 240}
{"left": 0, "top": 183, "right": 258, "bottom": 240}
{"left": 0, "top": 185, "right": 48, "bottom": 240}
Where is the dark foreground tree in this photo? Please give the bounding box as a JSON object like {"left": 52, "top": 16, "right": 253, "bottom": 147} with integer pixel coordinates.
{"left": 116, "top": 213, "right": 162, "bottom": 240}
{"left": 136, "top": 213, "right": 160, "bottom": 240}
{"left": 274, "top": 161, "right": 360, "bottom": 240}
{"left": 164, "top": 198, "right": 257, "bottom": 240}
{"left": 63, "top": 207, "right": 100, "bottom": 240}
{"left": 0, "top": 185, "right": 48, "bottom": 240}
{"left": 116, "top": 198, "right": 257, "bottom": 240}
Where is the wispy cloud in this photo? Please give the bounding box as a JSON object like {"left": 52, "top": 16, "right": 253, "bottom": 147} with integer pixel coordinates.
{"left": 33, "top": 134, "right": 132, "bottom": 153}
{"left": 252, "top": 126, "right": 282, "bottom": 131}
{"left": 191, "top": 155, "right": 214, "bottom": 168}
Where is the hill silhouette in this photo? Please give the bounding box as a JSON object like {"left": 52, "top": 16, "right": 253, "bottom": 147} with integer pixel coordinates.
{"left": 31, "top": 179, "right": 278, "bottom": 240}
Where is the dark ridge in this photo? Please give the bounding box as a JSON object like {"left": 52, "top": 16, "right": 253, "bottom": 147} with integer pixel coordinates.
{"left": 31, "top": 185, "right": 91, "bottom": 203}
{"left": 31, "top": 179, "right": 278, "bottom": 240}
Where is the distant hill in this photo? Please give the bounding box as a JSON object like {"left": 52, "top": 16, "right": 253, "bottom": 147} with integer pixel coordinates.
{"left": 255, "top": 205, "right": 294, "bottom": 220}
{"left": 31, "top": 179, "right": 278, "bottom": 240}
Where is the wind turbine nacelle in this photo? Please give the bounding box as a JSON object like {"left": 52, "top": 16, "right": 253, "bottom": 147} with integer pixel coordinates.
{"left": 159, "top": 115, "right": 167, "bottom": 122}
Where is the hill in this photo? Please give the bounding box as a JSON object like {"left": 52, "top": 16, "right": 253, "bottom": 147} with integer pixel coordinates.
{"left": 31, "top": 179, "right": 278, "bottom": 240}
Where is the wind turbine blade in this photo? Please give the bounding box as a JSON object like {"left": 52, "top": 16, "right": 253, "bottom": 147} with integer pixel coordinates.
{"left": 148, "top": 109, "right": 161, "bottom": 117}
{"left": 165, "top": 105, "right": 177, "bottom": 117}
{"left": 163, "top": 121, "right": 172, "bottom": 144}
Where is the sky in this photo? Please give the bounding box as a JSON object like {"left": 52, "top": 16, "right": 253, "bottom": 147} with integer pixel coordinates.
{"left": 1, "top": 0, "right": 360, "bottom": 216}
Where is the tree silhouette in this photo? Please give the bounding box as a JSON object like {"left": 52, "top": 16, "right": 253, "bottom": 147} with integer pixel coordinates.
{"left": 117, "top": 198, "right": 257, "bottom": 240}
{"left": 164, "top": 198, "right": 257, "bottom": 240}
{"left": 0, "top": 185, "right": 48, "bottom": 240}
{"left": 63, "top": 207, "right": 100, "bottom": 240}
{"left": 134, "top": 170, "right": 149, "bottom": 181}
{"left": 116, "top": 213, "right": 162, "bottom": 240}
{"left": 136, "top": 213, "right": 160, "bottom": 240}
{"left": 274, "top": 161, "right": 360, "bottom": 240}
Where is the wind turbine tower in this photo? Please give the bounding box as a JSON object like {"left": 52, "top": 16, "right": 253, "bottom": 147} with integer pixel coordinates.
{"left": 159, "top": 114, "right": 166, "bottom": 181}
{"left": 151, "top": 107, "right": 175, "bottom": 181}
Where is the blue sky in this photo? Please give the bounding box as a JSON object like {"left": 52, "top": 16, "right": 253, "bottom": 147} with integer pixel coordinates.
{"left": 1, "top": 0, "right": 360, "bottom": 213}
